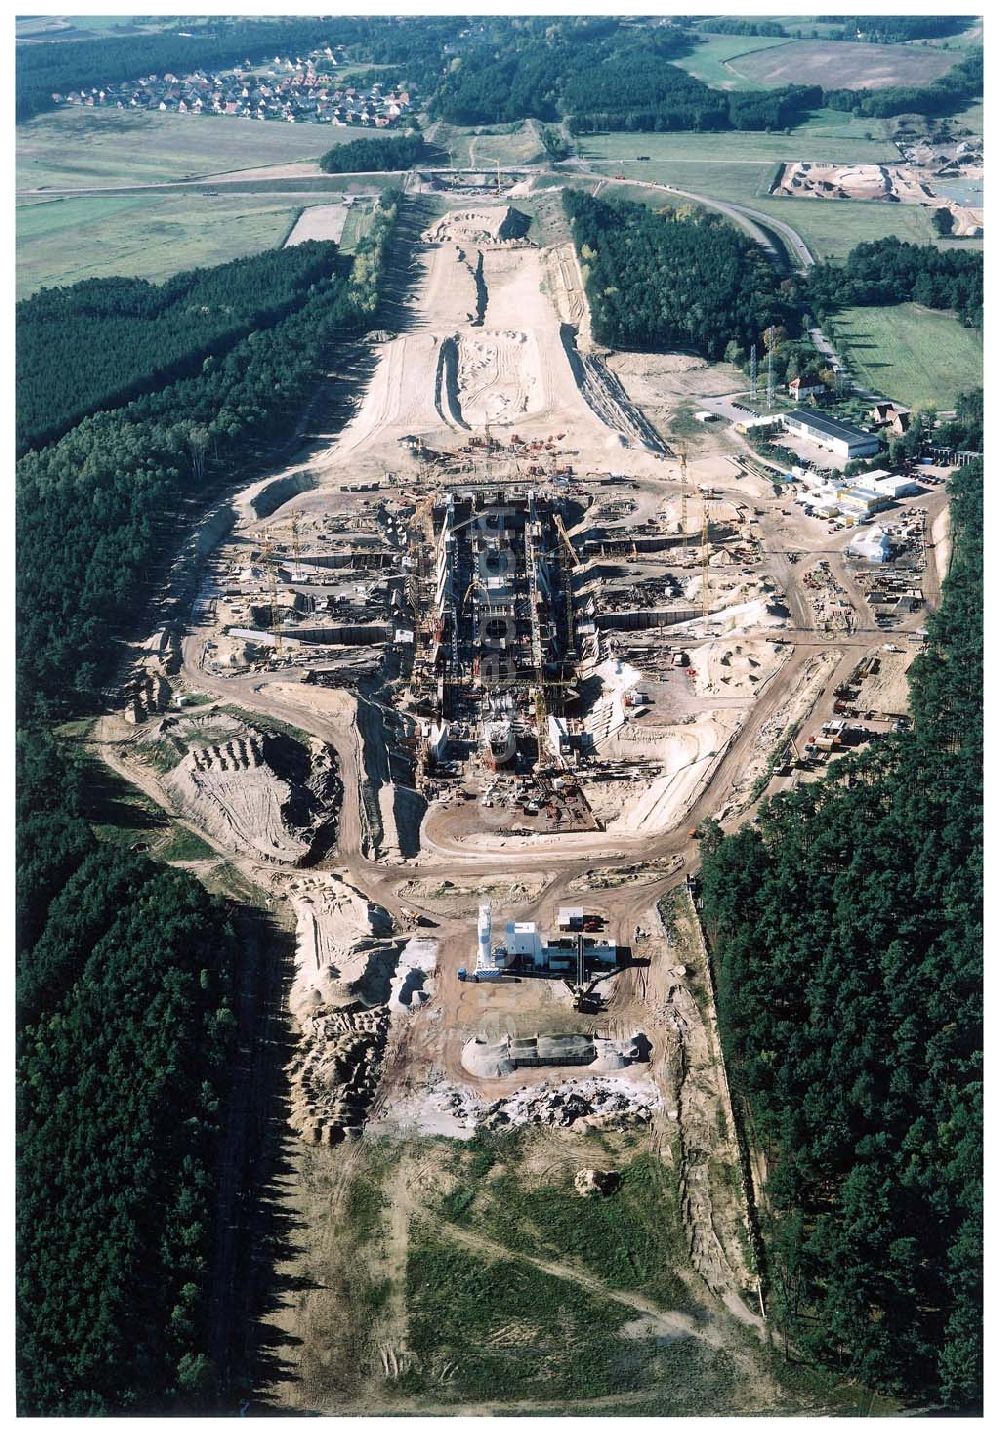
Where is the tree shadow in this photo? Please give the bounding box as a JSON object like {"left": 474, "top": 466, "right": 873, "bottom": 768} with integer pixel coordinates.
{"left": 208, "top": 904, "right": 324, "bottom": 1414}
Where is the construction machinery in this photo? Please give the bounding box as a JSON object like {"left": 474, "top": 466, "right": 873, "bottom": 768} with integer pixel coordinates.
{"left": 553, "top": 511, "right": 581, "bottom": 568}
{"left": 260, "top": 533, "right": 283, "bottom": 655}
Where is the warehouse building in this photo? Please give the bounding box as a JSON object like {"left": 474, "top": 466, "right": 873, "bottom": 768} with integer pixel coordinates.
{"left": 782, "top": 409, "right": 881, "bottom": 460}
{"left": 836, "top": 486, "right": 893, "bottom": 519}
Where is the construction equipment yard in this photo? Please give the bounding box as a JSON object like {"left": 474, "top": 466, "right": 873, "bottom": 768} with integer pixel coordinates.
{"left": 91, "top": 191, "right": 952, "bottom": 1415}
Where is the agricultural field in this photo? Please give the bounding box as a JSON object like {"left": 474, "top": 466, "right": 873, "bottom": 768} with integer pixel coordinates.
{"left": 577, "top": 114, "right": 900, "bottom": 168}
{"left": 670, "top": 35, "right": 791, "bottom": 90}
{"left": 338, "top": 200, "right": 377, "bottom": 252}
{"left": 16, "top": 190, "right": 376, "bottom": 298}
{"left": 17, "top": 108, "right": 373, "bottom": 190}
{"left": 825, "top": 303, "right": 982, "bottom": 411}
{"left": 731, "top": 37, "right": 958, "bottom": 89}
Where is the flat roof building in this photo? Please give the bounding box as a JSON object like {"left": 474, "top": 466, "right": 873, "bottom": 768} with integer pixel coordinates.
{"left": 783, "top": 409, "right": 881, "bottom": 460}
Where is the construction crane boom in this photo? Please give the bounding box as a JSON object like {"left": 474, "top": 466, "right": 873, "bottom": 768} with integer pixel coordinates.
{"left": 553, "top": 511, "right": 581, "bottom": 567}
{"left": 260, "top": 533, "right": 283, "bottom": 655}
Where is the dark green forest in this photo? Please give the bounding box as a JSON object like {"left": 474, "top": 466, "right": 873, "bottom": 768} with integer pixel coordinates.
{"left": 693, "top": 19, "right": 789, "bottom": 38}
{"left": 700, "top": 460, "right": 982, "bottom": 1409}
{"left": 808, "top": 237, "right": 983, "bottom": 327}
{"left": 16, "top": 202, "right": 399, "bottom": 1412}
{"left": 563, "top": 190, "right": 799, "bottom": 360}
{"left": 829, "top": 15, "right": 975, "bottom": 44}
{"left": 16, "top": 730, "right": 241, "bottom": 1414}
{"left": 17, "top": 245, "right": 344, "bottom": 454}
{"left": 938, "top": 388, "right": 983, "bottom": 452}
{"left": 17, "top": 194, "right": 399, "bottom": 722}
{"left": 430, "top": 19, "right": 821, "bottom": 133}
{"left": 319, "top": 132, "right": 429, "bottom": 174}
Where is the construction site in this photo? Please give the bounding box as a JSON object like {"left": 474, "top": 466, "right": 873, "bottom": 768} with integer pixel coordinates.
{"left": 772, "top": 156, "right": 983, "bottom": 237}
{"left": 93, "top": 188, "right": 955, "bottom": 1415}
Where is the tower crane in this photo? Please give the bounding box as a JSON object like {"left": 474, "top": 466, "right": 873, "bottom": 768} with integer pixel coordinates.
{"left": 260, "top": 532, "right": 283, "bottom": 657}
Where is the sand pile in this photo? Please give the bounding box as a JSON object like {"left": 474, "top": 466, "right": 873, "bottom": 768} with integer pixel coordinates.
{"left": 162, "top": 725, "right": 340, "bottom": 864}
{"left": 289, "top": 1006, "right": 389, "bottom": 1144}
{"left": 388, "top": 936, "right": 437, "bottom": 1015}
{"left": 690, "top": 638, "right": 787, "bottom": 698}
{"left": 589, "top": 712, "right": 737, "bottom": 838}
{"left": 287, "top": 872, "right": 396, "bottom": 1016}
{"left": 421, "top": 205, "right": 531, "bottom": 247}
{"left": 284, "top": 877, "right": 438, "bottom": 1145}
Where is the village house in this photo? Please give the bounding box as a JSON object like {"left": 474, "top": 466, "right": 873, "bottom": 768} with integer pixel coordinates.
{"left": 788, "top": 374, "right": 828, "bottom": 402}
{"left": 869, "top": 402, "right": 912, "bottom": 436}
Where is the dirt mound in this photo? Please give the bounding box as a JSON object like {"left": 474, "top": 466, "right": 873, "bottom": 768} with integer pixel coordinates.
{"left": 283, "top": 874, "right": 431, "bottom": 1145}
{"left": 162, "top": 725, "right": 339, "bottom": 864}
{"left": 558, "top": 324, "right": 666, "bottom": 452}
{"left": 690, "top": 639, "right": 787, "bottom": 698}
{"left": 421, "top": 205, "right": 531, "bottom": 247}
{"left": 289, "top": 1006, "right": 390, "bottom": 1145}
{"left": 287, "top": 872, "right": 396, "bottom": 1016}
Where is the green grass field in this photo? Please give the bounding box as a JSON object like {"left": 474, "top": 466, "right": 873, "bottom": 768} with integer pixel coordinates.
{"left": 18, "top": 192, "right": 285, "bottom": 295}
{"left": 578, "top": 113, "right": 900, "bottom": 168}
{"left": 17, "top": 109, "right": 376, "bottom": 189}
{"left": 828, "top": 303, "right": 982, "bottom": 410}
{"left": 16, "top": 190, "right": 378, "bottom": 297}
{"left": 338, "top": 201, "right": 377, "bottom": 251}
{"left": 670, "top": 35, "right": 790, "bottom": 90}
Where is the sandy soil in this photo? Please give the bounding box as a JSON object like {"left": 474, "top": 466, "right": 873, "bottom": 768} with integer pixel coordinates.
{"left": 161, "top": 725, "right": 339, "bottom": 864}
{"left": 283, "top": 870, "right": 395, "bottom": 1018}
{"left": 690, "top": 637, "right": 787, "bottom": 698}
{"left": 775, "top": 161, "right": 983, "bottom": 235}
{"left": 853, "top": 646, "right": 917, "bottom": 719}
{"left": 932, "top": 504, "right": 952, "bottom": 584}
{"left": 304, "top": 207, "right": 674, "bottom": 480}
{"left": 589, "top": 712, "right": 740, "bottom": 838}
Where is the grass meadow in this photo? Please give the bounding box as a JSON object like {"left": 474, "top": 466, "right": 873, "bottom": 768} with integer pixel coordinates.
{"left": 826, "top": 304, "right": 982, "bottom": 411}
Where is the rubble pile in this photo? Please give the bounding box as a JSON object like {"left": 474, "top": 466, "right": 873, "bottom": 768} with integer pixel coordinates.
{"left": 289, "top": 1006, "right": 390, "bottom": 1145}
{"left": 481, "top": 1077, "right": 659, "bottom": 1132}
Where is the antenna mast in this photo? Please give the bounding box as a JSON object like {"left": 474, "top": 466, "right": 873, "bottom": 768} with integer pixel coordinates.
{"left": 749, "top": 342, "right": 758, "bottom": 405}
